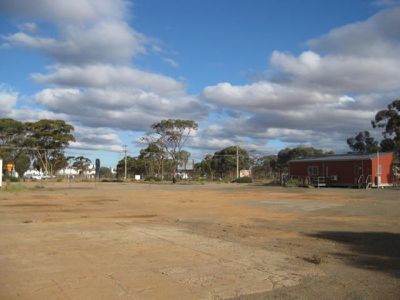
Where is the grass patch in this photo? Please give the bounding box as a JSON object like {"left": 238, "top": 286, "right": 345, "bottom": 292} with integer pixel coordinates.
{"left": 0, "top": 183, "right": 51, "bottom": 192}
{"left": 1, "top": 183, "right": 28, "bottom": 192}
{"left": 233, "top": 177, "right": 253, "bottom": 183}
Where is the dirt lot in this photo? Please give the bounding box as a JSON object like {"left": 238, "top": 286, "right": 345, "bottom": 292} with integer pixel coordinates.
{"left": 0, "top": 182, "right": 399, "bottom": 299}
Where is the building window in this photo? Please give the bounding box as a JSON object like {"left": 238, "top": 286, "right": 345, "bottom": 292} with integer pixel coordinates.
{"left": 308, "top": 166, "right": 319, "bottom": 177}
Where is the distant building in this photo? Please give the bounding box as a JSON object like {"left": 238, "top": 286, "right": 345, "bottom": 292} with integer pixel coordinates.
{"left": 85, "top": 164, "right": 96, "bottom": 178}
{"left": 288, "top": 152, "right": 395, "bottom": 188}
{"left": 177, "top": 160, "right": 194, "bottom": 180}
{"left": 24, "top": 169, "right": 44, "bottom": 180}
{"left": 56, "top": 168, "right": 79, "bottom": 177}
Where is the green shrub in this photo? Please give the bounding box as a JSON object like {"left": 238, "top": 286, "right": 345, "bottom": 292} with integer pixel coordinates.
{"left": 284, "top": 178, "right": 301, "bottom": 187}
{"left": 3, "top": 175, "right": 20, "bottom": 182}
{"left": 101, "top": 179, "right": 124, "bottom": 183}
{"left": 1, "top": 183, "right": 27, "bottom": 192}
{"left": 233, "top": 177, "right": 253, "bottom": 183}
{"left": 144, "top": 176, "right": 162, "bottom": 182}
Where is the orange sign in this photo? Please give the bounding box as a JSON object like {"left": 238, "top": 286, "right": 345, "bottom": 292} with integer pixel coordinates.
{"left": 6, "top": 163, "right": 13, "bottom": 172}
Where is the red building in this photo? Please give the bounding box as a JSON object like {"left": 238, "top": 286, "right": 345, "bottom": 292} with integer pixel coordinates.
{"left": 288, "top": 152, "right": 395, "bottom": 188}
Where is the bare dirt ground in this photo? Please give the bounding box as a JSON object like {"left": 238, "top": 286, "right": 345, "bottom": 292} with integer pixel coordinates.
{"left": 0, "top": 182, "right": 399, "bottom": 299}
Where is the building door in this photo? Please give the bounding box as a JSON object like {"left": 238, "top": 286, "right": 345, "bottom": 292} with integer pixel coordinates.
{"left": 354, "top": 163, "right": 363, "bottom": 185}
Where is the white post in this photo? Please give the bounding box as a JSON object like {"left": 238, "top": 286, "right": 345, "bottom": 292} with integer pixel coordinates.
{"left": 377, "top": 151, "right": 380, "bottom": 188}
{"left": 0, "top": 159, "right": 2, "bottom": 188}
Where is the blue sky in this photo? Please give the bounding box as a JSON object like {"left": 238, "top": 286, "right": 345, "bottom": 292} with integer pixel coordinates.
{"left": 133, "top": 0, "right": 378, "bottom": 92}
{"left": 1, "top": 0, "right": 400, "bottom": 166}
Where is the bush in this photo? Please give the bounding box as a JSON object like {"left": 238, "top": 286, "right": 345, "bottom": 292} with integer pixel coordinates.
{"left": 1, "top": 183, "right": 27, "bottom": 192}
{"left": 233, "top": 177, "right": 253, "bottom": 183}
{"left": 3, "top": 175, "right": 20, "bottom": 182}
{"left": 101, "top": 179, "right": 123, "bottom": 183}
{"left": 144, "top": 176, "right": 162, "bottom": 182}
{"left": 284, "top": 178, "right": 301, "bottom": 187}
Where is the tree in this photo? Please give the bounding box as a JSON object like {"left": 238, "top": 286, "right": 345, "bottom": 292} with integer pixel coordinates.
{"left": 372, "top": 99, "right": 400, "bottom": 156}
{"left": 142, "top": 119, "right": 198, "bottom": 178}
{"left": 347, "top": 131, "right": 380, "bottom": 153}
{"left": 116, "top": 156, "right": 146, "bottom": 178}
{"left": 210, "top": 146, "right": 251, "bottom": 179}
{"left": 99, "top": 167, "right": 114, "bottom": 179}
{"left": 72, "top": 156, "right": 92, "bottom": 176}
{"left": 380, "top": 138, "right": 396, "bottom": 152}
{"left": 25, "top": 119, "right": 75, "bottom": 175}
{"left": 0, "top": 118, "right": 25, "bottom": 147}
{"left": 196, "top": 154, "right": 214, "bottom": 179}
{"left": 138, "top": 142, "right": 165, "bottom": 177}
{"left": 176, "top": 150, "right": 191, "bottom": 168}
{"left": 251, "top": 155, "right": 277, "bottom": 179}
{"left": 14, "top": 153, "right": 31, "bottom": 177}
{"left": 0, "top": 119, "right": 29, "bottom": 169}
{"left": 277, "top": 147, "right": 334, "bottom": 172}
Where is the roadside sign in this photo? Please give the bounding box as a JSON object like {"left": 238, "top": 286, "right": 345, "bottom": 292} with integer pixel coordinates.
{"left": 95, "top": 159, "right": 100, "bottom": 178}
{"left": 6, "top": 163, "right": 13, "bottom": 173}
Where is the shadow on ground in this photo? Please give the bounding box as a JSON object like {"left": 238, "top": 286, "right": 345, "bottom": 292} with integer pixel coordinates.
{"left": 308, "top": 231, "right": 400, "bottom": 277}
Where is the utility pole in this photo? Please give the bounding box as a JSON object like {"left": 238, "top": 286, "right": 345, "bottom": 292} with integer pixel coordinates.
{"left": 236, "top": 145, "right": 239, "bottom": 179}
{"left": 161, "top": 155, "right": 164, "bottom": 181}
{"left": 124, "top": 145, "right": 128, "bottom": 181}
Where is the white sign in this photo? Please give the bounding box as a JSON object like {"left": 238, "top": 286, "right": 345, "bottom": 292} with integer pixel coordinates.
{"left": 240, "top": 169, "right": 250, "bottom": 178}
{"left": 0, "top": 159, "right": 2, "bottom": 187}
{"left": 135, "top": 175, "right": 141, "bottom": 181}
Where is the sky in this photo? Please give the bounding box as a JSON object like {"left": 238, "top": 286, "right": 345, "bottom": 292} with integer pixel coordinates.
{"left": 1, "top": 0, "right": 400, "bottom": 166}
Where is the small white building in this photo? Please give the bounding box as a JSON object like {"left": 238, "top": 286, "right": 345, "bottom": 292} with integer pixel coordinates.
{"left": 56, "top": 167, "right": 79, "bottom": 177}
{"left": 85, "top": 164, "right": 96, "bottom": 178}
{"left": 24, "top": 169, "right": 44, "bottom": 180}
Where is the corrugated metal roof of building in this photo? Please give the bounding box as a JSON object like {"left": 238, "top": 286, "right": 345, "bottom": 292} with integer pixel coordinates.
{"left": 289, "top": 152, "right": 393, "bottom": 163}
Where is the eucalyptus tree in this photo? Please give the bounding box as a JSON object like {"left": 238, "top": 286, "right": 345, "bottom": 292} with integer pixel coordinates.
{"left": 142, "top": 119, "right": 198, "bottom": 178}
{"left": 346, "top": 131, "right": 380, "bottom": 154}
{"left": 372, "top": 99, "right": 400, "bottom": 156}
{"left": 25, "top": 119, "right": 75, "bottom": 175}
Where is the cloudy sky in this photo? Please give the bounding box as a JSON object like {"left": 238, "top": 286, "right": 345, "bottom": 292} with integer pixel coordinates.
{"left": 1, "top": 0, "right": 399, "bottom": 165}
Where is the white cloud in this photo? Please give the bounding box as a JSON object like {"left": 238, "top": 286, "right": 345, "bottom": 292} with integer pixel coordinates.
{"left": 201, "top": 6, "right": 400, "bottom": 152}
{"left": 338, "top": 95, "right": 355, "bottom": 105}
{"left": 0, "top": 84, "right": 123, "bottom": 152}
{"left": 0, "top": 0, "right": 208, "bottom": 150}
{"left": 307, "top": 7, "right": 400, "bottom": 58}
{"left": 203, "top": 81, "right": 341, "bottom": 110}
{"left": 270, "top": 51, "right": 400, "bottom": 93}
{"left": 1, "top": 0, "right": 145, "bottom": 65}
{"left": 0, "top": 0, "right": 128, "bottom": 24}
{"left": 33, "top": 87, "right": 206, "bottom": 131}
{"left": 4, "top": 21, "right": 146, "bottom": 65}
{"left": 163, "top": 58, "right": 180, "bottom": 68}
{"left": 32, "top": 65, "right": 185, "bottom": 96}
{"left": 0, "top": 84, "right": 18, "bottom": 115}
{"left": 17, "top": 22, "right": 39, "bottom": 33}
{"left": 70, "top": 126, "right": 123, "bottom": 152}
{"left": 4, "top": 32, "right": 59, "bottom": 50}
